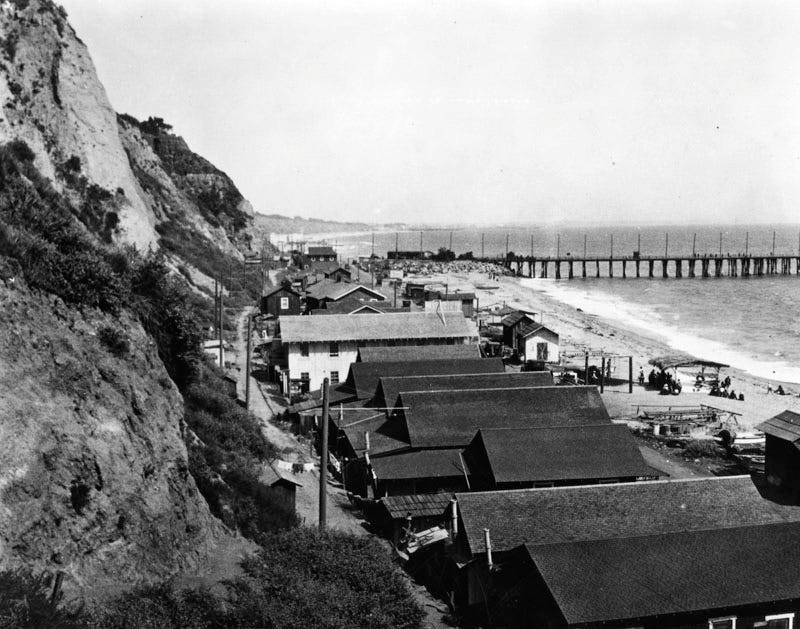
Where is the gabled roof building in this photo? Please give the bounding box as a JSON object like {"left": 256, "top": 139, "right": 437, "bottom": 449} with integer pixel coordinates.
{"left": 278, "top": 312, "right": 479, "bottom": 394}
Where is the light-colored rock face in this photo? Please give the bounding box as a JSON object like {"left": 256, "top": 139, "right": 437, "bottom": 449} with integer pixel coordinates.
{"left": 0, "top": 282, "right": 224, "bottom": 593}
{"left": 117, "top": 119, "right": 243, "bottom": 260}
{"left": 0, "top": 0, "right": 157, "bottom": 249}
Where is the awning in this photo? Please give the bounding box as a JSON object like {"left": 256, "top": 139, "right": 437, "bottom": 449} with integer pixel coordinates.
{"left": 649, "top": 353, "right": 729, "bottom": 370}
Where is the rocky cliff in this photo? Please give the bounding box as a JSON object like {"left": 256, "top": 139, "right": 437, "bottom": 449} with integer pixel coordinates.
{"left": 0, "top": 0, "right": 257, "bottom": 275}
{"left": 0, "top": 280, "right": 225, "bottom": 593}
{"left": 0, "top": 0, "right": 260, "bottom": 597}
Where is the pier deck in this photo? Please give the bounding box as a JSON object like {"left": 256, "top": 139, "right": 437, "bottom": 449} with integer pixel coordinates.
{"left": 491, "top": 254, "right": 800, "bottom": 279}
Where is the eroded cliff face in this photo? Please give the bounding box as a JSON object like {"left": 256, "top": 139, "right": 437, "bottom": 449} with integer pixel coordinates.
{"left": 0, "top": 0, "right": 255, "bottom": 265}
{"left": 0, "top": 280, "right": 225, "bottom": 594}
{"left": 0, "top": 0, "right": 158, "bottom": 248}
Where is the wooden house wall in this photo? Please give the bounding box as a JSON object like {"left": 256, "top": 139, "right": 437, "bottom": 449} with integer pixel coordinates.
{"left": 765, "top": 435, "right": 800, "bottom": 491}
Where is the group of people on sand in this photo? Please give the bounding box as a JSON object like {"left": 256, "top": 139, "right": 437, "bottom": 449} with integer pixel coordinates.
{"left": 767, "top": 383, "right": 788, "bottom": 395}
{"left": 707, "top": 376, "right": 744, "bottom": 401}
{"left": 643, "top": 368, "right": 682, "bottom": 395}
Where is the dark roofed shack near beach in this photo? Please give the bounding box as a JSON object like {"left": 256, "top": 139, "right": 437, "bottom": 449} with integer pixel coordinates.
{"left": 522, "top": 523, "right": 800, "bottom": 628}
{"left": 343, "top": 357, "right": 505, "bottom": 401}
{"left": 758, "top": 409, "right": 800, "bottom": 492}
{"left": 375, "top": 493, "right": 454, "bottom": 545}
{"left": 260, "top": 284, "right": 302, "bottom": 318}
{"left": 501, "top": 310, "right": 537, "bottom": 350}
{"left": 399, "top": 385, "right": 611, "bottom": 449}
{"left": 463, "top": 424, "right": 658, "bottom": 491}
{"left": 375, "top": 370, "right": 553, "bottom": 410}
{"left": 450, "top": 476, "right": 800, "bottom": 626}
{"left": 370, "top": 449, "right": 467, "bottom": 497}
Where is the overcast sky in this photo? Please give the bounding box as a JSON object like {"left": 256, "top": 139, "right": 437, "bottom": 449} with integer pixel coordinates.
{"left": 60, "top": 0, "right": 800, "bottom": 226}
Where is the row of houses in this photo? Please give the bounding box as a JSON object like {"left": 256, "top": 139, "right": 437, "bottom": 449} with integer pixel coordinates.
{"left": 293, "top": 341, "right": 800, "bottom": 628}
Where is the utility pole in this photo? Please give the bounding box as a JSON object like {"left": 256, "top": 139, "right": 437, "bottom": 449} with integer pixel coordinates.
{"left": 746, "top": 231, "right": 749, "bottom": 256}
{"left": 218, "top": 277, "right": 224, "bottom": 369}
{"left": 244, "top": 312, "right": 253, "bottom": 409}
{"left": 719, "top": 232, "right": 723, "bottom": 256}
{"left": 213, "top": 279, "right": 219, "bottom": 338}
{"left": 692, "top": 233, "right": 696, "bottom": 256}
{"left": 585, "top": 234, "right": 588, "bottom": 258}
{"left": 530, "top": 235, "right": 533, "bottom": 258}
{"left": 319, "top": 378, "right": 330, "bottom": 532}
{"left": 505, "top": 234, "right": 509, "bottom": 259}
{"left": 449, "top": 231, "right": 453, "bottom": 252}
{"left": 637, "top": 232, "right": 640, "bottom": 255}
{"left": 665, "top": 233, "right": 669, "bottom": 257}
{"left": 610, "top": 234, "right": 614, "bottom": 258}
{"left": 371, "top": 231, "right": 375, "bottom": 258}
{"left": 481, "top": 233, "right": 485, "bottom": 258}
{"left": 557, "top": 234, "right": 560, "bottom": 258}
{"left": 395, "top": 232, "right": 399, "bottom": 258}
{"left": 419, "top": 231, "right": 423, "bottom": 254}
{"left": 772, "top": 230, "right": 776, "bottom": 256}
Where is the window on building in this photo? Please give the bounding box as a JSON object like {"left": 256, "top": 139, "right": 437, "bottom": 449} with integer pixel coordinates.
{"left": 709, "top": 617, "right": 737, "bottom": 629}
{"left": 300, "top": 342, "right": 309, "bottom": 357}
{"left": 536, "top": 342, "right": 549, "bottom": 361}
{"left": 766, "top": 614, "right": 794, "bottom": 629}
{"left": 329, "top": 342, "right": 339, "bottom": 357}
{"left": 280, "top": 297, "right": 289, "bottom": 310}
{"left": 330, "top": 371, "right": 339, "bottom": 384}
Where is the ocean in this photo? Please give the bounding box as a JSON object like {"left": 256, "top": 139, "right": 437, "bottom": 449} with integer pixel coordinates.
{"left": 326, "top": 224, "right": 800, "bottom": 384}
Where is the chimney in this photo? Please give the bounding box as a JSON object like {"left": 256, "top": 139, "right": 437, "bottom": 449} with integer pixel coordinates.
{"left": 450, "top": 498, "right": 458, "bottom": 538}
{"left": 484, "top": 528, "right": 493, "bottom": 570}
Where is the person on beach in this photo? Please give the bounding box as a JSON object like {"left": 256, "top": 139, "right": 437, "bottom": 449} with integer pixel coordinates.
{"left": 777, "top": 385, "right": 786, "bottom": 395}
{"left": 638, "top": 367, "right": 644, "bottom": 386}
{"left": 767, "top": 382, "right": 773, "bottom": 393}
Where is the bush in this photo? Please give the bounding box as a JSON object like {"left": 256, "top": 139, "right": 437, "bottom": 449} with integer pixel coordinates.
{"left": 0, "top": 570, "right": 82, "bottom": 628}
{"left": 183, "top": 364, "right": 298, "bottom": 536}
{"left": 225, "top": 528, "right": 424, "bottom": 629}
{"left": 97, "top": 324, "right": 130, "bottom": 357}
{"left": 79, "top": 582, "right": 226, "bottom": 629}
{"left": 683, "top": 439, "right": 724, "bottom": 459}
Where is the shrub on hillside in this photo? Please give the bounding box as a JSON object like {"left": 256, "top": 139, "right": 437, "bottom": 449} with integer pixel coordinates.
{"left": 224, "top": 528, "right": 424, "bottom": 629}
{"left": 184, "top": 364, "right": 298, "bottom": 536}
{"left": 97, "top": 324, "right": 130, "bottom": 357}
{"left": 0, "top": 570, "right": 82, "bottom": 628}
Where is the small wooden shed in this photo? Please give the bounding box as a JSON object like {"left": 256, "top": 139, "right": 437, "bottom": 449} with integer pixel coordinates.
{"left": 758, "top": 410, "right": 800, "bottom": 492}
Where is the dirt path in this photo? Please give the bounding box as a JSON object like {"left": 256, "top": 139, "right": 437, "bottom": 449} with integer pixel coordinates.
{"left": 234, "top": 308, "right": 368, "bottom": 534}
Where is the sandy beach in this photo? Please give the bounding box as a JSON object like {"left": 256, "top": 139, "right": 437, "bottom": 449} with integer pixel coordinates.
{"left": 449, "top": 271, "right": 800, "bottom": 431}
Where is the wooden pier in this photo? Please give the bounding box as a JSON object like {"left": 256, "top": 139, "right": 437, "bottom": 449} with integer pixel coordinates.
{"left": 496, "top": 254, "right": 800, "bottom": 279}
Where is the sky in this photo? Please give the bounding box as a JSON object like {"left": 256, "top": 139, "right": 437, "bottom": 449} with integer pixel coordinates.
{"left": 59, "top": 0, "right": 800, "bottom": 226}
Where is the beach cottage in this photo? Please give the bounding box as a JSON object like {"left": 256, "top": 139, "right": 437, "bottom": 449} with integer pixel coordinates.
{"left": 516, "top": 322, "right": 560, "bottom": 364}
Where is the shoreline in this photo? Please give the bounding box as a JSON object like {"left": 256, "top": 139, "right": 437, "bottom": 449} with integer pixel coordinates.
{"left": 459, "top": 271, "right": 800, "bottom": 430}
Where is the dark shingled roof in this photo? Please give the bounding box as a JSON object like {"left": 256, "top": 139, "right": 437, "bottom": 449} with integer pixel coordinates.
{"left": 456, "top": 476, "right": 800, "bottom": 557}
{"left": 339, "top": 414, "right": 409, "bottom": 457}
{"left": 757, "top": 409, "right": 800, "bottom": 445}
{"left": 344, "top": 357, "right": 504, "bottom": 400}
{"left": 501, "top": 311, "right": 535, "bottom": 327}
{"left": 527, "top": 522, "right": 800, "bottom": 626}
{"left": 371, "top": 449, "right": 466, "bottom": 481}
{"left": 516, "top": 322, "right": 559, "bottom": 339}
{"left": 401, "top": 386, "right": 610, "bottom": 448}
{"left": 376, "top": 371, "right": 553, "bottom": 410}
{"left": 468, "top": 424, "right": 657, "bottom": 485}
{"left": 357, "top": 344, "right": 481, "bottom": 362}
{"left": 380, "top": 494, "right": 453, "bottom": 520}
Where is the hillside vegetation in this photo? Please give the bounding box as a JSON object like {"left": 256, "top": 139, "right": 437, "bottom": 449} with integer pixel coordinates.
{"left": 0, "top": 136, "right": 423, "bottom": 626}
